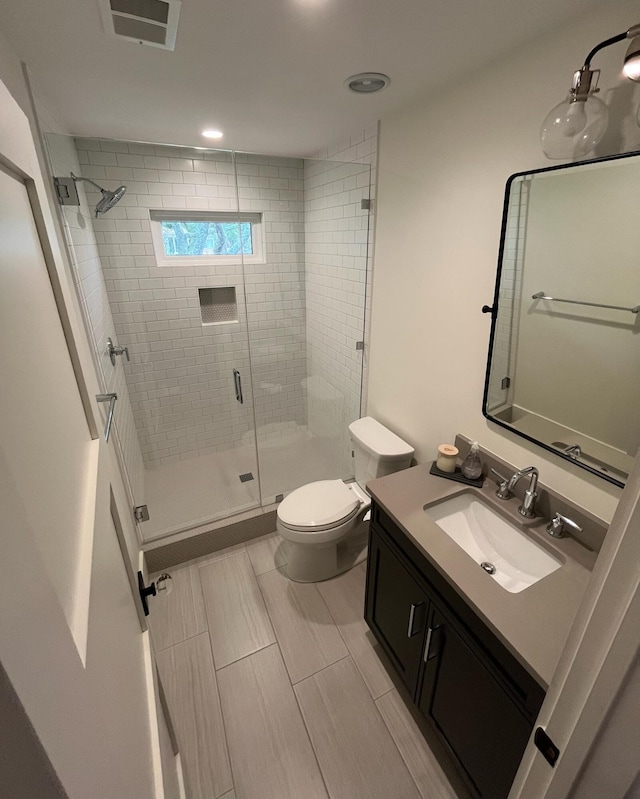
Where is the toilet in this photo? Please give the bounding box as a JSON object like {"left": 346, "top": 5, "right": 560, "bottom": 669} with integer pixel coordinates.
{"left": 277, "top": 416, "right": 414, "bottom": 582}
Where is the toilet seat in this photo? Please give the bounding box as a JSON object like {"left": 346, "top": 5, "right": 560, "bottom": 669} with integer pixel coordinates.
{"left": 278, "top": 479, "right": 361, "bottom": 531}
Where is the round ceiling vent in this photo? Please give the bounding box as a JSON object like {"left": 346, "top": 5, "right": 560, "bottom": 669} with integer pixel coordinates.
{"left": 345, "top": 73, "right": 390, "bottom": 94}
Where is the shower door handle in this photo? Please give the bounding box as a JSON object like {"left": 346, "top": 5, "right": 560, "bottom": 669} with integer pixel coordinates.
{"left": 96, "top": 392, "right": 117, "bottom": 441}
{"left": 233, "top": 369, "right": 244, "bottom": 405}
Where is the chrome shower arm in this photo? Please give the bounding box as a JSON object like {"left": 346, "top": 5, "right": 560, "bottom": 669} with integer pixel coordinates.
{"left": 71, "top": 172, "right": 107, "bottom": 194}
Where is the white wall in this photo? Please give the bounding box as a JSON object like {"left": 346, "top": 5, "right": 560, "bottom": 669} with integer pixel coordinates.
{"left": 369, "top": 0, "right": 640, "bottom": 521}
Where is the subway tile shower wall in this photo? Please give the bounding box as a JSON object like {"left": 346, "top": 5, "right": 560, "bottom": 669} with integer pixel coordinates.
{"left": 73, "top": 141, "right": 307, "bottom": 467}
{"left": 71, "top": 130, "right": 377, "bottom": 479}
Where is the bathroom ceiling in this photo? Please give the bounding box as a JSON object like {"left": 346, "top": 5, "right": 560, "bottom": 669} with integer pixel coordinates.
{"left": 0, "top": 0, "right": 605, "bottom": 156}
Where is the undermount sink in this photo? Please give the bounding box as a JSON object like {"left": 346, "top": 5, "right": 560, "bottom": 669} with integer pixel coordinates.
{"left": 424, "top": 493, "right": 561, "bottom": 593}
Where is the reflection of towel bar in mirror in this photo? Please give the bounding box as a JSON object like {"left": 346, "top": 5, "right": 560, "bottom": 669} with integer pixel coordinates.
{"left": 531, "top": 291, "right": 640, "bottom": 314}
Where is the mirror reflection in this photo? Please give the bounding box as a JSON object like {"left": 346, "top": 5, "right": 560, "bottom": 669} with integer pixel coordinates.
{"left": 484, "top": 152, "right": 640, "bottom": 486}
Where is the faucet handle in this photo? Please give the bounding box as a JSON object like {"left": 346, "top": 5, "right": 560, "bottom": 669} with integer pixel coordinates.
{"left": 490, "top": 468, "right": 512, "bottom": 500}
{"left": 547, "top": 512, "right": 583, "bottom": 539}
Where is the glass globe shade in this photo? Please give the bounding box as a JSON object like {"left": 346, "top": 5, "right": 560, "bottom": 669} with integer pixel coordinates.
{"left": 540, "top": 93, "right": 609, "bottom": 160}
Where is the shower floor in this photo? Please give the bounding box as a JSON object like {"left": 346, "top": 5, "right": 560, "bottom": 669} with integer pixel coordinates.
{"left": 141, "top": 428, "right": 339, "bottom": 541}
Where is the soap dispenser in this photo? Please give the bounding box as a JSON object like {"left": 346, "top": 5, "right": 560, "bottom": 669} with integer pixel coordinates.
{"left": 461, "top": 441, "right": 482, "bottom": 480}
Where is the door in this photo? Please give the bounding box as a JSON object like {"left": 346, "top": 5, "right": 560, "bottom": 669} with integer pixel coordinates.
{"left": 365, "top": 527, "right": 429, "bottom": 692}
{"left": 418, "top": 604, "right": 532, "bottom": 799}
{"left": 0, "top": 96, "right": 163, "bottom": 798}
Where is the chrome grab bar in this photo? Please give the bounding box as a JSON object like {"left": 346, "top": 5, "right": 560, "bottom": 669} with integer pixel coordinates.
{"left": 532, "top": 291, "right": 640, "bottom": 314}
{"left": 233, "top": 369, "right": 243, "bottom": 405}
{"left": 107, "top": 337, "right": 130, "bottom": 365}
{"left": 96, "top": 392, "right": 117, "bottom": 441}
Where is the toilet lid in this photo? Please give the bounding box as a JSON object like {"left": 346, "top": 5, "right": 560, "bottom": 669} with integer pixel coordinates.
{"left": 278, "top": 480, "right": 360, "bottom": 529}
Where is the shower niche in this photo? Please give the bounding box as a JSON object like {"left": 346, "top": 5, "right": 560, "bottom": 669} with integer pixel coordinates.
{"left": 43, "top": 133, "right": 373, "bottom": 544}
{"left": 198, "top": 287, "right": 238, "bottom": 326}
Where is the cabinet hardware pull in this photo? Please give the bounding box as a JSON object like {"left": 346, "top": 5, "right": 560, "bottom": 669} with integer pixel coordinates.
{"left": 423, "top": 625, "right": 441, "bottom": 662}
{"left": 407, "top": 602, "right": 423, "bottom": 638}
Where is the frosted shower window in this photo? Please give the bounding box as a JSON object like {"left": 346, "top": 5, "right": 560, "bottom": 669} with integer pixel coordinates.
{"left": 150, "top": 210, "right": 264, "bottom": 264}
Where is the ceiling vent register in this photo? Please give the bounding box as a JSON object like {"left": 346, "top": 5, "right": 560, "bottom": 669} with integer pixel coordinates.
{"left": 100, "top": 0, "right": 181, "bottom": 51}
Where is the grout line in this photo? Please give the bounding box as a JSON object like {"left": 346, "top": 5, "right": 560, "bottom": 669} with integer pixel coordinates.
{"left": 315, "top": 573, "right": 387, "bottom": 701}
{"left": 210, "top": 564, "right": 277, "bottom": 672}
{"left": 256, "top": 557, "right": 355, "bottom": 689}
{"left": 372, "top": 689, "right": 427, "bottom": 799}
{"left": 289, "top": 645, "right": 334, "bottom": 799}
{"left": 291, "top": 653, "right": 351, "bottom": 687}
{"left": 254, "top": 567, "right": 298, "bottom": 683}
{"left": 154, "top": 628, "right": 209, "bottom": 654}
{"left": 199, "top": 550, "right": 273, "bottom": 672}
{"left": 198, "top": 547, "right": 248, "bottom": 569}
{"left": 215, "top": 640, "right": 279, "bottom": 675}
{"left": 203, "top": 630, "right": 237, "bottom": 799}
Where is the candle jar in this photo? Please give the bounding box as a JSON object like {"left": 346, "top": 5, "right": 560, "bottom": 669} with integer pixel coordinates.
{"left": 436, "top": 444, "right": 459, "bottom": 473}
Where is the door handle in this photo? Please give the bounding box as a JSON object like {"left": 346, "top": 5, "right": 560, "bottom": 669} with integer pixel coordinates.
{"left": 96, "top": 392, "right": 117, "bottom": 441}
{"left": 407, "top": 602, "right": 424, "bottom": 638}
{"left": 233, "top": 369, "right": 244, "bottom": 405}
{"left": 423, "top": 624, "right": 442, "bottom": 662}
{"left": 137, "top": 571, "right": 156, "bottom": 617}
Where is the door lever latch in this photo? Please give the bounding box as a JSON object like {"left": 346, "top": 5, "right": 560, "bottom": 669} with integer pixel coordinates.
{"left": 137, "top": 571, "right": 156, "bottom": 617}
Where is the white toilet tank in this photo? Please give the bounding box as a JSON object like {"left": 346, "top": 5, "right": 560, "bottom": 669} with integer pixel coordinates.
{"left": 348, "top": 416, "right": 414, "bottom": 490}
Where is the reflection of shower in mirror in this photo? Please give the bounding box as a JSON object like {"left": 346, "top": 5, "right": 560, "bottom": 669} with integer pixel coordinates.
{"left": 483, "top": 151, "right": 640, "bottom": 487}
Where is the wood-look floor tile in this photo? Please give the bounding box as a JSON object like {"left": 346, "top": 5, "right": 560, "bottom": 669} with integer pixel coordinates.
{"left": 294, "top": 657, "right": 421, "bottom": 799}
{"left": 217, "top": 644, "right": 328, "bottom": 799}
{"left": 257, "top": 567, "right": 348, "bottom": 683}
{"left": 201, "top": 552, "right": 275, "bottom": 669}
{"left": 317, "top": 563, "right": 395, "bottom": 698}
{"left": 198, "top": 542, "right": 247, "bottom": 568}
{"left": 149, "top": 564, "right": 207, "bottom": 651}
{"left": 156, "top": 633, "right": 232, "bottom": 799}
{"left": 376, "top": 689, "right": 466, "bottom": 799}
{"left": 246, "top": 532, "right": 288, "bottom": 576}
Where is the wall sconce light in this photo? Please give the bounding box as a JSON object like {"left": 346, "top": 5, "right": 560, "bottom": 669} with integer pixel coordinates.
{"left": 541, "top": 24, "right": 640, "bottom": 160}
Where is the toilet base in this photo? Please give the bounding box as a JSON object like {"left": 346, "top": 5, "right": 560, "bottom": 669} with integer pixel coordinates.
{"left": 284, "top": 520, "right": 369, "bottom": 583}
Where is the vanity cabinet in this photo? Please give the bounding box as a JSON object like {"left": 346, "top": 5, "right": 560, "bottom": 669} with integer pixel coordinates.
{"left": 365, "top": 502, "right": 545, "bottom": 799}
{"left": 365, "top": 526, "right": 430, "bottom": 691}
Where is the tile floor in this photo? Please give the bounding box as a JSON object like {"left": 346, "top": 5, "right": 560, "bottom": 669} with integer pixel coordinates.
{"left": 150, "top": 533, "right": 469, "bottom": 799}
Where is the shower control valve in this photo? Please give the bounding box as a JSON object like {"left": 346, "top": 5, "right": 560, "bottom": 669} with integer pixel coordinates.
{"left": 107, "top": 337, "right": 130, "bottom": 365}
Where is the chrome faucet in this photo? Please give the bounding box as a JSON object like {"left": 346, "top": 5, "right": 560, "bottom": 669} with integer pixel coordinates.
{"left": 490, "top": 465, "right": 539, "bottom": 518}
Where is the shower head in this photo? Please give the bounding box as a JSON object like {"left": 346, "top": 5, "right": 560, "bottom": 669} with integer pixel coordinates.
{"left": 95, "top": 185, "right": 127, "bottom": 216}
{"left": 70, "top": 172, "right": 127, "bottom": 217}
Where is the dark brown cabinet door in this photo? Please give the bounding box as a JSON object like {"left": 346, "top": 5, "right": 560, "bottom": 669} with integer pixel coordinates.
{"left": 365, "top": 528, "right": 429, "bottom": 693}
{"left": 418, "top": 606, "right": 532, "bottom": 799}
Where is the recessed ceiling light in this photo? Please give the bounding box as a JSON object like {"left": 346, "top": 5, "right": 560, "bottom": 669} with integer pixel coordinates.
{"left": 202, "top": 129, "right": 224, "bottom": 139}
{"left": 345, "top": 73, "right": 390, "bottom": 94}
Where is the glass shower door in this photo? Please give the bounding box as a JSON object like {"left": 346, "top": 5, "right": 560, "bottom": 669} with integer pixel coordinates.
{"left": 239, "top": 153, "right": 372, "bottom": 505}
{"left": 45, "top": 134, "right": 263, "bottom": 542}
{"left": 122, "top": 149, "right": 261, "bottom": 540}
